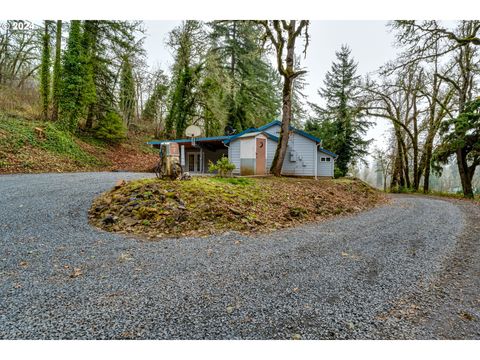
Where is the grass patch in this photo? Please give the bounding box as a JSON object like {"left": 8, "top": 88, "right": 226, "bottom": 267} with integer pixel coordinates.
{"left": 89, "top": 176, "right": 386, "bottom": 239}
{"left": 209, "top": 177, "right": 256, "bottom": 186}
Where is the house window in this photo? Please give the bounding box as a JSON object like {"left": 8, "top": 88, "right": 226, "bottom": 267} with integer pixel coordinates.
{"left": 326, "top": 157, "right": 331, "bottom": 162}
{"left": 321, "top": 157, "right": 326, "bottom": 162}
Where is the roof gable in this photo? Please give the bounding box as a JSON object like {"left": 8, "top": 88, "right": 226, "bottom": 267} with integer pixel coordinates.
{"left": 256, "top": 120, "right": 322, "bottom": 144}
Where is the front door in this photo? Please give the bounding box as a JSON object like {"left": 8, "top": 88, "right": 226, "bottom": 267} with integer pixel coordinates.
{"left": 255, "top": 138, "right": 266, "bottom": 175}
{"left": 187, "top": 152, "right": 201, "bottom": 173}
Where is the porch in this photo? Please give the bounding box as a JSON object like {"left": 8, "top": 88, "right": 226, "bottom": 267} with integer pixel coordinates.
{"left": 148, "top": 136, "right": 228, "bottom": 175}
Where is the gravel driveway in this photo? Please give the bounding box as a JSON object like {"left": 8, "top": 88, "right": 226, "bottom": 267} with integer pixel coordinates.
{"left": 1, "top": 172, "right": 479, "bottom": 339}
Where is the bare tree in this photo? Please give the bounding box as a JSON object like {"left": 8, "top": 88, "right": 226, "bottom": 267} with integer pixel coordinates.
{"left": 258, "top": 20, "right": 309, "bottom": 176}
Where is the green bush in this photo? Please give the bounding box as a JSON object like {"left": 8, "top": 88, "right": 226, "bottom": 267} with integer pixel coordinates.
{"left": 94, "top": 111, "right": 127, "bottom": 143}
{"left": 208, "top": 156, "right": 236, "bottom": 177}
{"left": 334, "top": 166, "right": 343, "bottom": 179}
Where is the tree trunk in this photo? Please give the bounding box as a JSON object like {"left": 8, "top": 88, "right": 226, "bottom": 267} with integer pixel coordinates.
{"left": 457, "top": 148, "right": 474, "bottom": 198}
{"left": 52, "top": 20, "right": 62, "bottom": 121}
{"left": 40, "top": 21, "right": 50, "bottom": 120}
{"left": 423, "top": 149, "right": 432, "bottom": 193}
{"left": 271, "top": 76, "right": 293, "bottom": 176}
{"left": 270, "top": 21, "right": 298, "bottom": 176}
{"left": 85, "top": 103, "right": 94, "bottom": 130}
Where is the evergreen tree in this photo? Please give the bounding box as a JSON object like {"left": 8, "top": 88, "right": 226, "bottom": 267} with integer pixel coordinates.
{"left": 59, "top": 20, "right": 88, "bottom": 132}
{"left": 199, "top": 53, "right": 228, "bottom": 136}
{"left": 119, "top": 56, "right": 136, "bottom": 127}
{"left": 51, "top": 20, "right": 62, "bottom": 121}
{"left": 432, "top": 98, "right": 480, "bottom": 198}
{"left": 165, "top": 21, "right": 204, "bottom": 138}
{"left": 307, "top": 45, "right": 372, "bottom": 176}
{"left": 81, "top": 20, "right": 144, "bottom": 129}
{"left": 40, "top": 20, "right": 51, "bottom": 120}
{"left": 209, "top": 21, "right": 280, "bottom": 131}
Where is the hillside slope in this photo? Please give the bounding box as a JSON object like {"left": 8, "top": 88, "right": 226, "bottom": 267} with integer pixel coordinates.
{"left": 0, "top": 114, "right": 158, "bottom": 174}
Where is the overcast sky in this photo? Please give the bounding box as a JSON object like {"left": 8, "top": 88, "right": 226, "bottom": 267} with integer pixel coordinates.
{"left": 143, "top": 21, "right": 400, "bottom": 150}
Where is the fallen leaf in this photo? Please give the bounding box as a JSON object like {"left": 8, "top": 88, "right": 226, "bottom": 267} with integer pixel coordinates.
{"left": 118, "top": 252, "right": 133, "bottom": 262}
{"left": 292, "top": 333, "right": 302, "bottom": 340}
{"left": 226, "top": 305, "right": 235, "bottom": 314}
{"left": 19, "top": 261, "right": 28, "bottom": 267}
{"left": 70, "top": 268, "right": 83, "bottom": 278}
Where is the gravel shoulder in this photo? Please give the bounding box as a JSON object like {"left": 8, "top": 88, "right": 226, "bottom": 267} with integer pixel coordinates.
{"left": 0, "top": 173, "right": 479, "bottom": 339}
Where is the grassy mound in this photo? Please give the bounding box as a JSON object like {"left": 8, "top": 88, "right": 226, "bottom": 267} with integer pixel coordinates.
{"left": 89, "top": 177, "right": 386, "bottom": 239}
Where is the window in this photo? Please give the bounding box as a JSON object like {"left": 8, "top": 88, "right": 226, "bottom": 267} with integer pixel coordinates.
{"left": 321, "top": 157, "right": 326, "bottom": 162}
{"left": 326, "top": 157, "right": 331, "bottom": 162}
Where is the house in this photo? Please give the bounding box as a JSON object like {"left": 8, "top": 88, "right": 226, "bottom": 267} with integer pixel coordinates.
{"left": 147, "top": 120, "right": 337, "bottom": 178}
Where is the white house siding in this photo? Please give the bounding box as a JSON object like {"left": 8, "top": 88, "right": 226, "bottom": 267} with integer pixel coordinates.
{"left": 228, "top": 140, "right": 241, "bottom": 174}
{"left": 263, "top": 124, "right": 281, "bottom": 137}
{"left": 280, "top": 133, "right": 316, "bottom": 176}
{"left": 229, "top": 130, "right": 333, "bottom": 177}
{"left": 317, "top": 152, "right": 334, "bottom": 177}
{"left": 266, "top": 138, "right": 276, "bottom": 171}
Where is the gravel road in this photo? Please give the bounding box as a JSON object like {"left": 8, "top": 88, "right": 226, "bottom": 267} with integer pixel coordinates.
{"left": 1, "top": 172, "right": 479, "bottom": 339}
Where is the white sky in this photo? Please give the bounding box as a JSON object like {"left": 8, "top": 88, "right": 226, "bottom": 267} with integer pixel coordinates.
{"left": 143, "top": 20, "right": 398, "bottom": 150}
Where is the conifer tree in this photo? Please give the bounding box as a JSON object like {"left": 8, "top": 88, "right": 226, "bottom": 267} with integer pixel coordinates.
{"left": 209, "top": 21, "right": 280, "bottom": 131}
{"left": 40, "top": 20, "right": 51, "bottom": 120}
{"left": 81, "top": 20, "right": 144, "bottom": 129}
{"left": 165, "top": 21, "right": 204, "bottom": 138}
{"left": 119, "top": 56, "right": 136, "bottom": 127}
{"left": 307, "top": 45, "right": 372, "bottom": 176}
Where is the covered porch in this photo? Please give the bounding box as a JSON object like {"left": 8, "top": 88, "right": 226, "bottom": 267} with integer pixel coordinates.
{"left": 148, "top": 136, "right": 229, "bottom": 174}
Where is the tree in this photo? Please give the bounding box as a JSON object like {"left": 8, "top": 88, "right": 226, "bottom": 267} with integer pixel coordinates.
{"left": 390, "top": 20, "right": 480, "bottom": 196}
{"left": 373, "top": 146, "right": 393, "bottom": 192}
{"left": 94, "top": 110, "right": 127, "bottom": 143}
{"left": 51, "top": 20, "right": 62, "bottom": 121}
{"left": 308, "top": 45, "right": 372, "bottom": 176}
{"left": 433, "top": 98, "right": 480, "bottom": 198}
{"left": 258, "top": 20, "right": 309, "bottom": 176}
{"left": 0, "top": 20, "right": 40, "bottom": 88}
{"left": 208, "top": 21, "right": 280, "bottom": 132}
{"left": 59, "top": 20, "right": 88, "bottom": 132}
{"left": 291, "top": 55, "right": 308, "bottom": 127}
{"left": 197, "top": 52, "right": 228, "bottom": 137}
{"left": 165, "top": 21, "right": 204, "bottom": 138}
{"left": 81, "top": 20, "right": 145, "bottom": 130}
{"left": 40, "top": 20, "right": 51, "bottom": 120}
{"left": 119, "top": 56, "right": 136, "bottom": 127}
{"left": 142, "top": 69, "right": 169, "bottom": 136}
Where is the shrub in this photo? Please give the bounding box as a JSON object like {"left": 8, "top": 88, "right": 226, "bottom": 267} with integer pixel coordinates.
{"left": 208, "top": 156, "right": 236, "bottom": 177}
{"left": 334, "top": 166, "right": 343, "bottom": 179}
{"left": 94, "top": 111, "right": 127, "bottom": 143}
